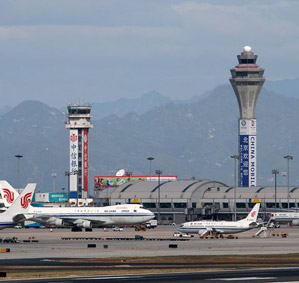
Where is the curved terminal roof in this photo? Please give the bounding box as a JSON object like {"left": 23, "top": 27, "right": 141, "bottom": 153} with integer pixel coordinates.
{"left": 203, "top": 186, "right": 299, "bottom": 199}
{"left": 96, "top": 180, "right": 228, "bottom": 200}
{"left": 95, "top": 181, "right": 299, "bottom": 201}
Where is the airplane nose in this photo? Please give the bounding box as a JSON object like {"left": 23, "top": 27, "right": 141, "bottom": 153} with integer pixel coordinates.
{"left": 177, "top": 225, "right": 183, "bottom": 232}
{"left": 145, "top": 209, "right": 155, "bottom": 220}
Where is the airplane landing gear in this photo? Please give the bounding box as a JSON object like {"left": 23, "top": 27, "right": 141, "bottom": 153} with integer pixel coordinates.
{"left": 71, "top": 227, "right": 83, "bottom": 232}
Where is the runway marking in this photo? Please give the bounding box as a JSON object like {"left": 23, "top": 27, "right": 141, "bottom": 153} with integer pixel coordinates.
{"left": 208, "top": 277, "right": 276, "bottom": 281}
{"left": 74, "top": 276, "right": 142, "bottom": 280}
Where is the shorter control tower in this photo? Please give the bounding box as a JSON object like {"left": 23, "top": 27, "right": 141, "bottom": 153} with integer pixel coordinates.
{"left": 65, "top": 105, "right": 93, "bottom": 200}
{"left": 230, "top": 46, "right": 265, "bottom": 187}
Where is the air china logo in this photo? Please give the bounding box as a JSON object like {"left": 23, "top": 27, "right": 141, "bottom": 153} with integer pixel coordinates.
{"left": 21, "top": 193, "right": 32, "bottom": 209}
{"left": 251, "top": 211, "right": 256, "bottom": 218}
{"left": 2, "top": 188, "right": 15, "bottom": 204}
{"left": 70, "top": 133, "right": 78, "bottom": 142}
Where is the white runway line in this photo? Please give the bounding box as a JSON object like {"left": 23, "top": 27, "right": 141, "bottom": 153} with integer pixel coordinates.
{"left": 208, "top": 277, "right": 276, "bottom": 281}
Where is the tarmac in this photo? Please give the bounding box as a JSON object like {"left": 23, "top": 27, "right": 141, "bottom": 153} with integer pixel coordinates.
{"left": 0, "top": 225, "right": 299, "bottom": 259}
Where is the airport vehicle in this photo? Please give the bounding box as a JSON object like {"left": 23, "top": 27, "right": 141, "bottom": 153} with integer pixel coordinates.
{"left": 113, "top": 227, "right": 123, "bottom": 231}
{"left": 145, "top": 219, "right": 157, "bottom": 229}
{"left": 270, "top": 212, "right": 299, "bottom": 226}
{"left": 173, "top": 232, "right": 194, "bottom": 238}
{"left": 177, "top": 203, "right": 260, "bottom": 237}
{"left": 0, "top": 181, "right": 155, "bottom": 231}
{"left": 0, "top": 183, "right": 36, "bottom": 230}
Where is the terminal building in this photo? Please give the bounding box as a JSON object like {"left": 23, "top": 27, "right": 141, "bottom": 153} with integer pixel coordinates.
{"left": 94, "top": 179, "right": 299, "bottom": 224}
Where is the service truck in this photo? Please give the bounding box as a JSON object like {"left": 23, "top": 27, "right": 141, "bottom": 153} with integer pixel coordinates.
{"left": 145, "top": 219, "right": 157, "bottom": 229}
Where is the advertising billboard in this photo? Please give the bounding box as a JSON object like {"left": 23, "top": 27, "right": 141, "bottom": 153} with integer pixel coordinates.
{"left": 49, "top": 193, "right": 68, "bottom": 202}
{"left": 94, "top": 176, "right": 177, "bottom": 188}
{"left": 69, "top": 129, "right": 78, "bottom": 198}
{"left": 83, "top": 129, "right": 88, "bottom": 192}
{"left": 239, "top": 119, "right": 257, "bottom": 187}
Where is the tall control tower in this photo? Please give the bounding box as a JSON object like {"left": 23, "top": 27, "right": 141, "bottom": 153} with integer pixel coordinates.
{"left": 230, "top": 46, "right": 265, "bottom": 187}
{"left": 65, "top": 105, "right": 93, "bottom": 199}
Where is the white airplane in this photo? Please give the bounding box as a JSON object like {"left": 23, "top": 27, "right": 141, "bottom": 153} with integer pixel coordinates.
{"left": 270, "top": 212, "right": 299, "bottom": 226}
{"left": 0, "top": 183, "right": 36, "bottom": 230}
{"left": 0, "top": 181, "right": 155, "bottom": 231}
{"left": 178, "top": 203, "right": 260, "bottom": 237}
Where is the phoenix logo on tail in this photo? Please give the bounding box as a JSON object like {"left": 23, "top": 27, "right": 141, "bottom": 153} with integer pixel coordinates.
{"left": 251, "top": 211, "right": 257, "bottom": 218}
{"left": 2, "top": 188, "right": 15, "bottom": 204}
{"left": 21, "top": 192, "right": 32, "bottom": 209}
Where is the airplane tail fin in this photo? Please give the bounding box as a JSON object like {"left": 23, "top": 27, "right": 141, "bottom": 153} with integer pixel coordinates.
{"left": 0, "top": 180, "right": 19, "bottom": 207}
{"left": 239, "top": 203, "right": 260, "bottom": 223}
{"left": 2, "top": 183, "right": 36, "bottom": 217}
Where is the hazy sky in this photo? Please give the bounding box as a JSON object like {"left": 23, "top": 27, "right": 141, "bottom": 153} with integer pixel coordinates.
{"left": 0, "top": 0, "right": 299, "bottom": 107}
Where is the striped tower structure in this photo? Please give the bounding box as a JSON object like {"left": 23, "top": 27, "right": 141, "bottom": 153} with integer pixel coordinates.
{"left": 65, "top": 104, "right": 93, "bottom": 200}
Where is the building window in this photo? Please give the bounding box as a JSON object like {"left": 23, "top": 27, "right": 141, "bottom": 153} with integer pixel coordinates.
{"left": 236, "top": 203, "right": 246, "bottom": 208}
{"left": 174, "top": 203, "right": 187, "bottom": 208}
{"left": 266, "top": 203, "right": 276, "bottom": 208}
{"left": 223, "top": 203, "right": 229, "bottom": 208}
{"left": 159, "top": 203, "right": 171, "bottom": 209}
{"left": 248, "top": 203, "right": 257, "bottom": 208}
{"left": 192, "top": 203, "right": 196, "bottom": 208}
{"left": 142, "top": 203, "right": 156, "bottom": 208}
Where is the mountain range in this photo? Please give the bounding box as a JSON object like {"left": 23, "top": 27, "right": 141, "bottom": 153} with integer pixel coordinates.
{"left": 0, "top": 81, "right": 299, "bottom": 193}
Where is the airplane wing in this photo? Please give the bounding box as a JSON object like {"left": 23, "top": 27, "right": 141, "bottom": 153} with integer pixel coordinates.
{"left": 249, "top": 222, "right": 258, "bottom": 227}
{"left": 12, "top": 214, "right": 28, "bottom": 223}
{"left": 28, "top": 215, "right": 106, "bottom": 227}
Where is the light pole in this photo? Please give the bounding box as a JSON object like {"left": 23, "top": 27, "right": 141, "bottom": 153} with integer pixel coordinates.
{"left": 65, "top": 171, "right": 71, "bottom": 202}
{"left": 51, "top": 173, "right": 57, "bottom": 193}
{"left": 155, "top": 169, "right": 162, "bottom": 224}
{"left": 284, "top": 155, "right": 293, "bottom": 211}
{"left": 147, "top": 157, "right": 154, "bottom": 180}
{"left": 15, "top": 154, "right": 23, "bottom": 189}
{"left": 231, "top": 155, "right": 239, "bottom": 221}
{"left": 272, "top": 169, "right": 279, "bottom": 211}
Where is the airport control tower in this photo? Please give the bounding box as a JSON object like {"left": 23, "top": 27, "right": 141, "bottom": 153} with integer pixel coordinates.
{"left": 65, "top": 105, "right": 93, "bottom": 199}
{"left": 230, "top": 46, "right": 265, "bottom": 187}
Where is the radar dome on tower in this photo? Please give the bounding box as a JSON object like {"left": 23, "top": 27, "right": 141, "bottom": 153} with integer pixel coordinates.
{"left": 243, "top": 46, "right": 252, "bottom": 52}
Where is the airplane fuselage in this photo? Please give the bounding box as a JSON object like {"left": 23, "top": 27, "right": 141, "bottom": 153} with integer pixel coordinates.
{"left": 25, "top": 204, "right": 155, "bottom": 227}
{"left": 178, "top": 221, "right": 253, "bottom": 234}
{"left": 271, "top": 212, "right": 299, "bottom": 223}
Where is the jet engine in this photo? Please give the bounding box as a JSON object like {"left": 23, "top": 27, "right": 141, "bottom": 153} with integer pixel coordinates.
{"left": 292, "top": 219, "right": 299, "bottom": 226}
{"left": 47, "top": 217, "right": 64, "bottom": 227}
{"left": 75, "top": 220, "right": 92, "bottom": 228}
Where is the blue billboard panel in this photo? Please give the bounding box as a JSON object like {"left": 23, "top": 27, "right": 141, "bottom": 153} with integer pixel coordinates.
{"left": 69, "top": 191, "right": 77, "bottom": 199}
{"left": 239, "top": 135, "right": 249, "bottom": 187}
{"left": 49, "top": 193, "right": 68, "bottom": 202}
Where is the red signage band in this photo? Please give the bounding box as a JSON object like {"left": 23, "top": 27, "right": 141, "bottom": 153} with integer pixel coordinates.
{"left": 83, "top": 130, "right": 88, "bottom": 191}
